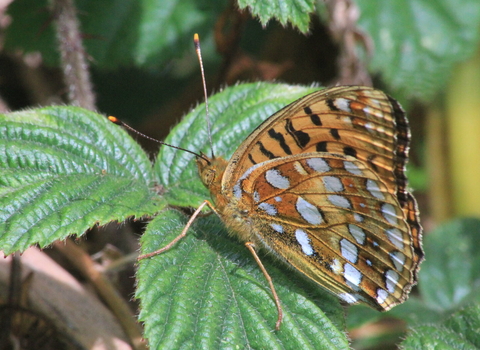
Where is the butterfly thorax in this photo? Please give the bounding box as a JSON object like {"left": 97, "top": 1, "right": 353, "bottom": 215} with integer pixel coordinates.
{"left": 196, "top": 155, "right": 259, "bottom": 244}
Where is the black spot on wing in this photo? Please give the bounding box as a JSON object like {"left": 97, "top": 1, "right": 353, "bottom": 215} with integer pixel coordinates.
{"left": 310, "top": 114, "right": 322, "bottom": 126}
{"left": 316, "top": 141, "right": 327, "bottom": 152}
{"left": 268, "top": 128, "right": 292, "bottom": 155}
{"left": 327, "top": 99, "right": 340, "bottom": 112}
{"left": 303, "top": 106, "right": 322, "bottom": 126}
{"left": 344, "top": 146, "right": 357, "bottom": 158}
{"left": 257, "top": 141, "right": 277, "bottom": 159}
{"left": 330, "top": 128, "right": 340, "bottom": 140}
{"left": 286, "top": 119, "right": 310, "bottom": 148}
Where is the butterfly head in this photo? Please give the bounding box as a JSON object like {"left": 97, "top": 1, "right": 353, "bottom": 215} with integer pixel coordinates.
{"left": 196, "top": 154, "right": 228, "bottom": 193}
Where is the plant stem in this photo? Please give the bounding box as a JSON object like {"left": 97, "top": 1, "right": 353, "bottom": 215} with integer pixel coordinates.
{"left": 51, "top": 0, "right": 96, "bottom": 109}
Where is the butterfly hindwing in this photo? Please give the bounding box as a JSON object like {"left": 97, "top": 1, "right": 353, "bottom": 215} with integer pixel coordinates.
{"left": 230, "top": 152, "right": 416, "bottom": 310}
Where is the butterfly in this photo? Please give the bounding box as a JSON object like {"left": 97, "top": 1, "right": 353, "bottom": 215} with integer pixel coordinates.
{"left": 134, "top": 83, "right": 424, "bottom": 331}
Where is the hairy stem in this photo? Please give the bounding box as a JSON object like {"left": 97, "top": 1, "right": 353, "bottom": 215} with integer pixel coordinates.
{"left": 51, "top": 0, "right": 96, "bottom": 109}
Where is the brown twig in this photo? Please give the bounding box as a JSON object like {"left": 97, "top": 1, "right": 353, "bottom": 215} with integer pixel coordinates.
{"left": 51, "top": 0, "right": 96, "bottom": 109}
{"left": 325, "top": 0, "right": 373, "bottom": 86}
{"left": 54, "top": 239, "right": 146, "bottom": 350}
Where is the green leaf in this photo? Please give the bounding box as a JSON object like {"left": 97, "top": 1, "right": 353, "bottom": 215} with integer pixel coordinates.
{"left": 0, "top": 106, "right": 161, "bottom": 253}
{"left": 5, "top": 0, "right": 227, "bottom": 68}
{"left": 401, "top": 304, "right": 480, "bottom": 349}
{"left": 418, "top": 218, "right": 480, "bottom": 312}
{"left": 444, "top": 305, "right": 480, "bottom": 348}
{"left": 385, "top": 296, "right": 445, "bottom": 326}
{"left": 155, "top": 82, "right": 320, "bottom": 207}
{"left": 356, "top": 0, "right": 480, "bottom": 102}
{"left": 347, "top": 305, "right": 383, "bottom": 330}
{"left": 237, "top": 0, "right": 315, "bottom": 33}
{"left": 137, "top": 210, "right": 349, "bottom": 349}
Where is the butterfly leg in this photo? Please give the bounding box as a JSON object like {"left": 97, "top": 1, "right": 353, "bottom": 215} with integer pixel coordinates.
{"left": 244, "top": 242, "right": 283, "bottom": 331}
{"left": 138, "top": 200, "right": 214, "bottom": 260}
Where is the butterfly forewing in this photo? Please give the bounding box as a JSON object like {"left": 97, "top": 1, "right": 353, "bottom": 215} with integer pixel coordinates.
{"left": 228, "top": 153, "right": 416, "bottom": 310}
{"left": 225, "top": 86, "right": 410, "bottom": 209}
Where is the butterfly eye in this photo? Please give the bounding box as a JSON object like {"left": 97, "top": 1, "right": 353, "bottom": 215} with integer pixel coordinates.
{"left": 201, "top": 168, "right": 217, "bottom": 187}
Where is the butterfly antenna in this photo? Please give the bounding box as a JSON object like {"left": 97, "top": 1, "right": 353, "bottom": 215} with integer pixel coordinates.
{"left": 108, "top": 116, "right": 210, "bottom": 163}
{"left": 194, "top": 33, "right": 215, "bottom": 159}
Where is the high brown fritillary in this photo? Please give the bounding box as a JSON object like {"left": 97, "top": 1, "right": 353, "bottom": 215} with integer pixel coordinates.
{"left": 192, "top": 85, "right": 424, "bottom": 324}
